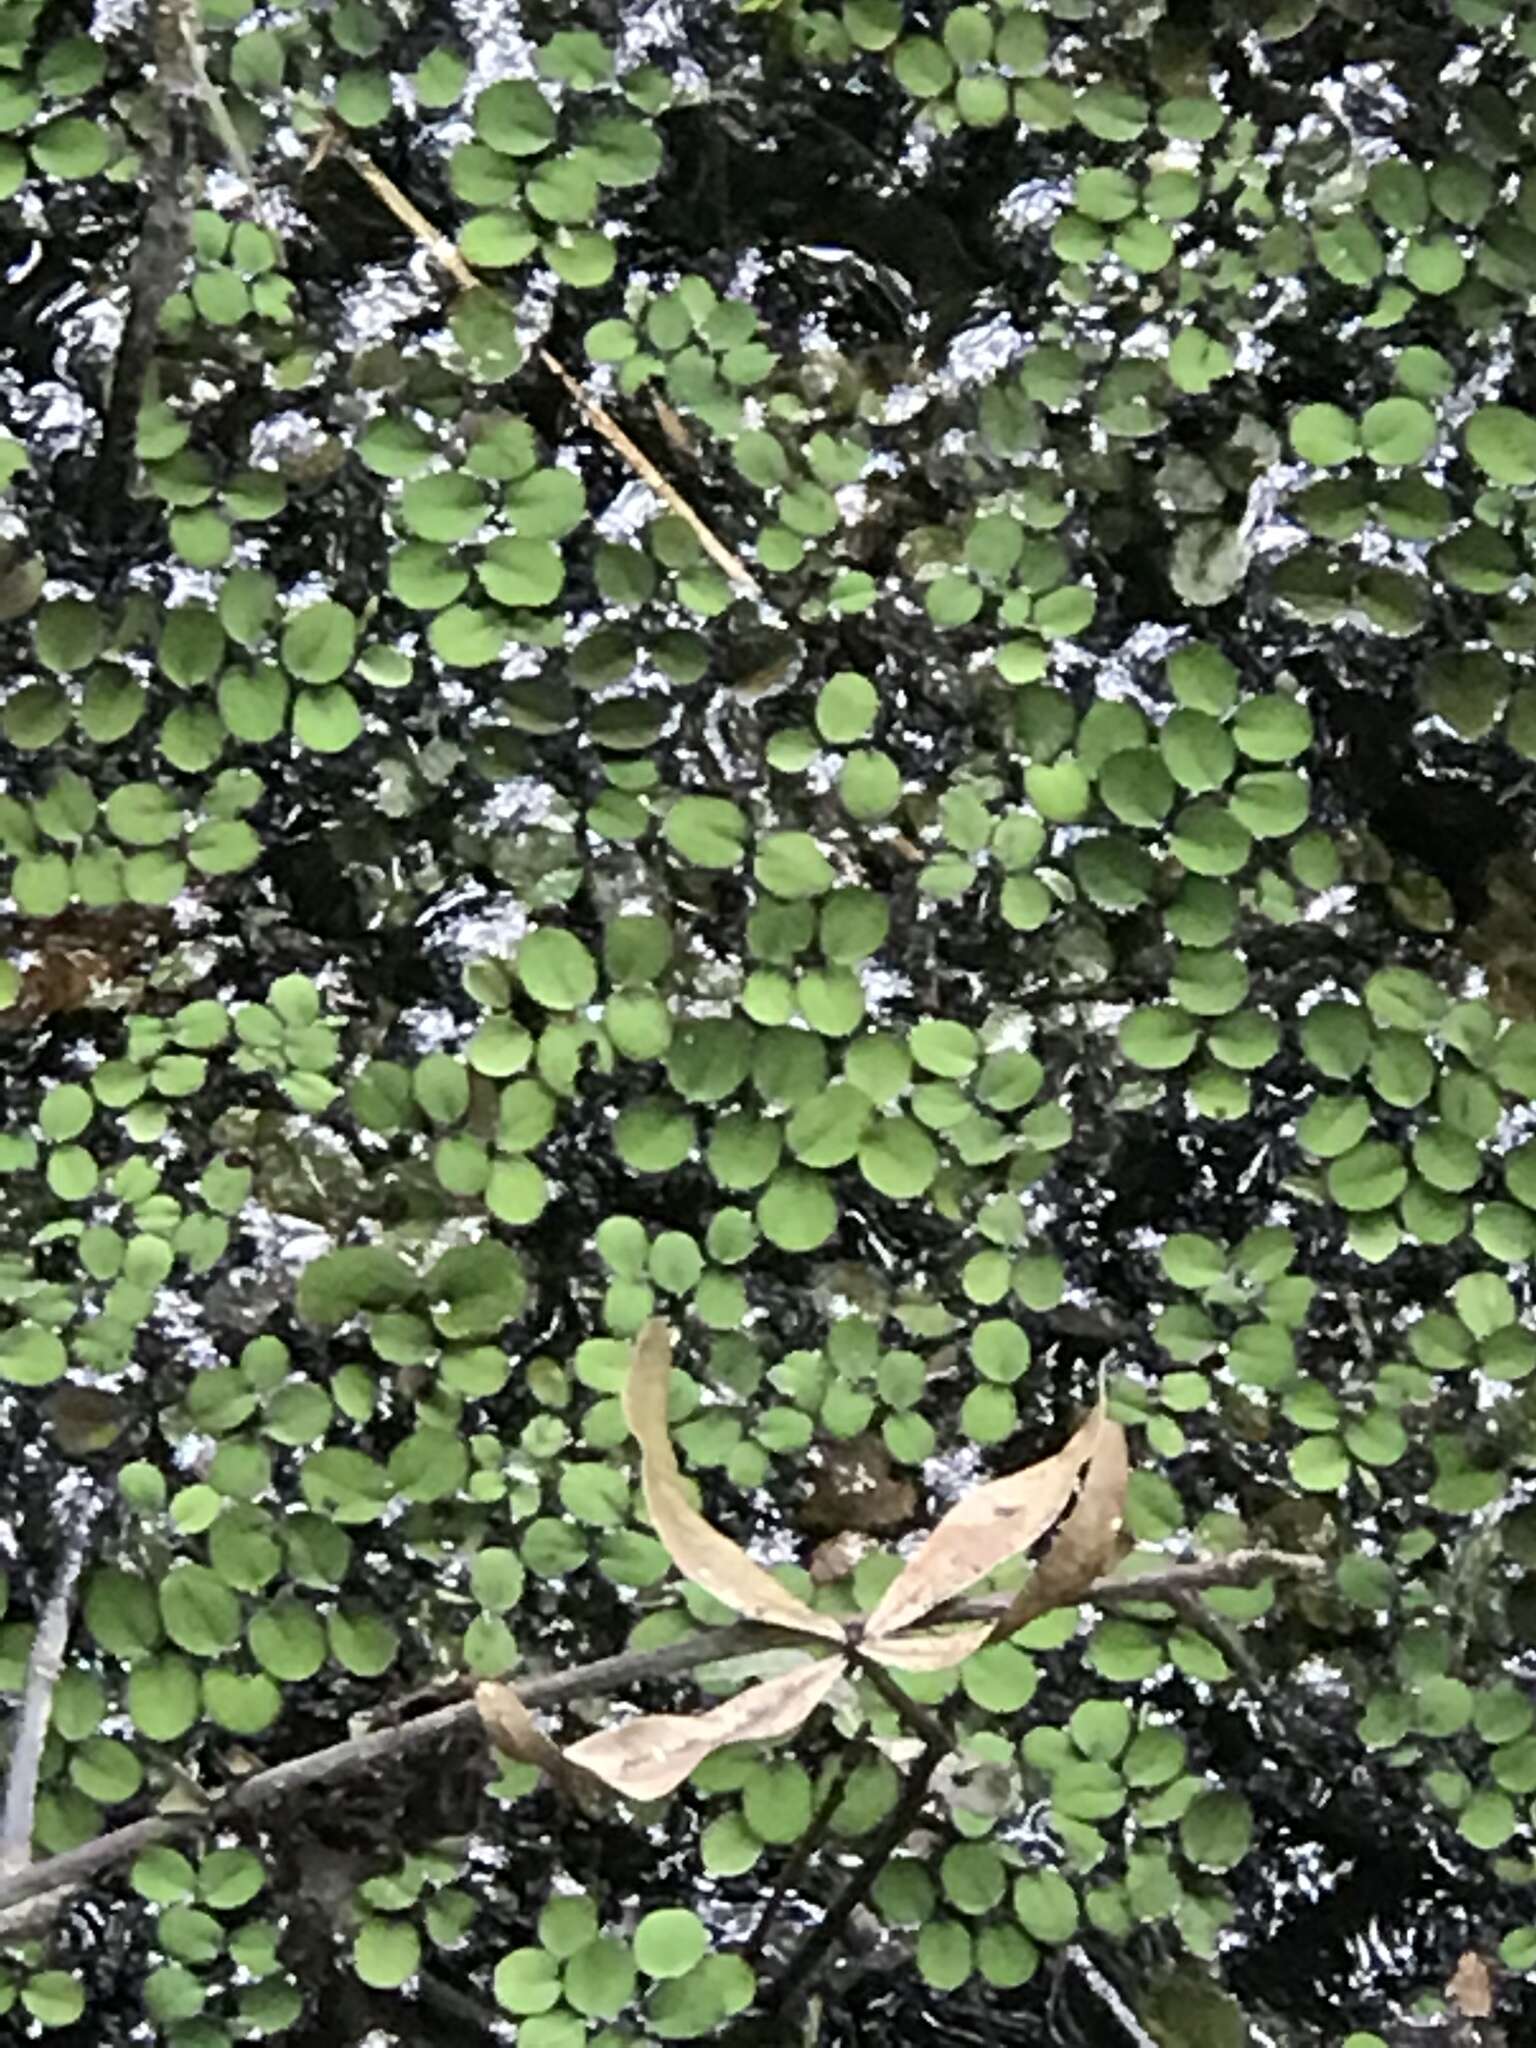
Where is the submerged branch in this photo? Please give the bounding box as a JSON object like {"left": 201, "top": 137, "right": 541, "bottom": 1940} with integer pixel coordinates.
{"left": 87, "top": 0, "right": 197, "bottom": 542}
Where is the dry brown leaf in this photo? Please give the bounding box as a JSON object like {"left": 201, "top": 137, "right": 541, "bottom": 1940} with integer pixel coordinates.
{"left": 564, "top": 1656, "right": 846, "bottom": 1801}
{"left": 475, "top": 1682, "right": 610, "bottom": 1812}
{"left": 863, "top": 1406, "right": 1106, "bottom": 1643}
{"left": 476, "top": 1681, "right": 569, "bottom": 1775}
{"left": 625, "top": 1320, "right": 843, "bottom": 1642}
{"left": 987, "top": 1416, "right": 1130, "bottom": 1643}
{"left": 809, "top": 1531, "right": 867, "bottom": 1586}
{"left": 1446, "top": 1949, "right": 1494, "bottom": 2018}
{"left": 799, "top": 1433, "right": 917, "bottom": 1536}
{"left": 859, "top": 1622, "right": 994, "bottom": 1672}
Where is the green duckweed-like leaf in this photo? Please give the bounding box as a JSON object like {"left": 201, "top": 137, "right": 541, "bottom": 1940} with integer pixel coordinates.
{"left": 517, "top": 928, "right": 598, "bottom": 1009}
{"left": 1179, "top": 1789, "right": 1253, "bottom": 1870}
{"left": 1465, "top": 404, "right": 1536, "bottom": 485}
{"left": 475, "top": 79, "right": 557, "bottom": 155}
{"left": 665, "top": 795, "right": 749, "bottom": 868}
{"left": 160, "top": 1565, "right": 241, "bottom": 1656}
{"left": 1290, "top": 404, "right": 1359, "bottom": 467}
{"left": 635, "top": 1908, "right": 709, "bottom": 1980}
{"left": 1361, "top": 397, "right": 1437, "bottom": 466}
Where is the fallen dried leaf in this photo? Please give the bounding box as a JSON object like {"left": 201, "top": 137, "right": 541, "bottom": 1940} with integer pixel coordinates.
{"left": 565, "top": 1656, "right": 846, "bottom": 1801}
{"left": 625, "top": 1321, "right": 843, "bottom": 1642}
{"left": 987, "top": 1416, "right": 1130, "bottom": 1642}
{"left": 863, "top": 1405, "right": 1107, "bottom": 1642}
{"left": 477, "top": 1681, "right": 612, "bottom": 1813}
{"left": 1447, "top": 1949, "right": 1494, "bottom": 2018}
{"left": 800, "top": 1433, "right": 917, "bottom": 1537}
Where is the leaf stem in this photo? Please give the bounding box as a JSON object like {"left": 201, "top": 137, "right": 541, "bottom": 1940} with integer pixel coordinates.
{"left": 851, "top": 1652, "right": 953, "bottom": 1753}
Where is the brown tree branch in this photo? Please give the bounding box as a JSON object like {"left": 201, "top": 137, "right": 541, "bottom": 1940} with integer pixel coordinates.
{"left": 852, "top": 1652, "right": 953, "bottom": 1752}
{"left": 87, "top": 0, "right": 197, "bottom": 542}
{"left": 0, "top": 1547, "right": 1323, "bottom": 1918}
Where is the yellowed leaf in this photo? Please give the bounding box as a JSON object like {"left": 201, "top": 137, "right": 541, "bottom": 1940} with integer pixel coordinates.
{"left": 858, "top": 1622, "right": 994, "bottom": 1672}
{"left": 987, "top": 1416, "right": 1129, "bottom": 1642}
{"left": 564, "top": 1655, "right": 846, "bottom": 1801}
{"left": 625, "top": 1320, "right": 843, "bottom": 1642}
{"left": 863, "top": 1406, "right": 1105, "bottom": 1642}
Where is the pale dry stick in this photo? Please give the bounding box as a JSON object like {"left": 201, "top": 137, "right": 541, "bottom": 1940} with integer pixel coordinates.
{"left": 1, "top": 1496, "right": 103, "bottom": 1876}
{"left": 0, "top": 1548, "right": 1323, "bottom": 1919}
{"left": 333, "top": 134, "right": 762, "bottom": 599}
{"left": 0, "top": 1493, "right": 104, "bottom": 1944}
{"left": 0, "top": 1885, "right": 73, "bottom": 1946}
{"left": 1066, "top": 1946, "right": 1161, "bottom": 2048}
{"left": 172, "top": 0, "right": 284, "bottom": 252}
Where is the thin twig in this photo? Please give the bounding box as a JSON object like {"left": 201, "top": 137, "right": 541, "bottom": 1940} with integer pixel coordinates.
{"left": 1, "top": 1493, "right": 103, "bottom": 1876}
{"left": 1167, "top": 1587, "right": 1266, "bottom": 1692}
{"left": 1067, "top": 1946, "right": 1161, "bottom": 2048}
{"left": 1055, "top": 1548, "right": 1326, "bottom": 1608}
{"left": 0, "top": 1547, "right": 1323, "bottom": 1917}
{"left": 744, "top": 1735, "right": 865, "bottom": 1967}
{"left": 173, "top": 0, "right": 283, "bottom": 249}
{"left": 766, "top": 1733, "right": 946, "bottom": 2020}
{"left": 332, "top": 132, "right": 761, "bottom": 597}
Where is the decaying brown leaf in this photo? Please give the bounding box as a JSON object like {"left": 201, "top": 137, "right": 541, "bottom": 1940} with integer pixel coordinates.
{"left": 809, "top": 1531, "right": 867, "bottom": 1585}
{"left": 564, "top": 1656, "right": 846, "bottom": 1801}
{"left": 625, "top": 1319, "right": 843, "bottom": 1643}
{"left": 987, "top": 1414, "right": 1130, "bottom": 1642}
{"left": 862, "top": 1405, "right": 1109, "bottom": 1643}
{"left": 1446, "top": 1949, "right": 1494, "bottom": 2018}
{"left": 475, "top": 1682, "right": 611, "bottom": 1812}
{"left": 799, "top": 1433, "right": 917, "bottom": 1537}
{"left": 44, "top": 1385, "right": 130, "bottom": 1456}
